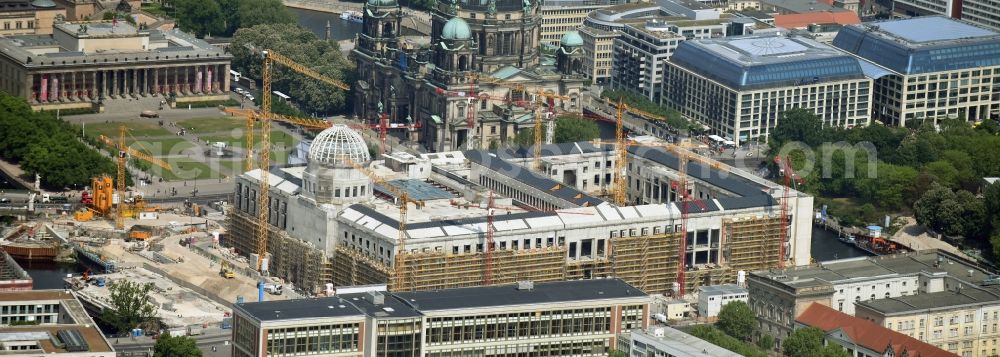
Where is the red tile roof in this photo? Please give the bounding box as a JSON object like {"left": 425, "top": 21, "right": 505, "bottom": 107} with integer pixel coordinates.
{"left": 796, "top": 303, "right": 956, "bottom": 357}
{"left": 774, "top": 11, "right": 861, "bottom": 29}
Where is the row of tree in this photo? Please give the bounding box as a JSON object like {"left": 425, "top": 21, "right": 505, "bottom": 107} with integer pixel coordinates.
{"left": 512, "top": 115, "right": 601, "bottom": 147}
{"left": 0, "top": 93, "right": 119, "bottom": 190}
{"left": 768, "top": 109, "right": 1000, "bottom": 251}
{"left": 231, "top": 23, "right": 355, "bottom": 116}
{"left": 600, "top": 89, "right": 694, "bottom": 132}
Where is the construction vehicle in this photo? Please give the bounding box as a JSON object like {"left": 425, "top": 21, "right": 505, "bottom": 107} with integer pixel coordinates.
{"left": 73, "top": 208, "right": 95, "bottom": 222}
{"left": 220, "top": 261, "right": 236, "bottom": 279}
{"left": 97, "top": 126, "right": 172, "bottom": 230}
{"left": 127, "top": 225, "right": 154, "bottom": 242}
{"left": 263, "top": 283, "right": 283, "bottom": 295}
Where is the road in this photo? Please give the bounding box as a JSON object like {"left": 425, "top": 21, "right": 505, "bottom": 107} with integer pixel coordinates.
{"left": 111, "top": 328, "right": 232, "bottom": 356}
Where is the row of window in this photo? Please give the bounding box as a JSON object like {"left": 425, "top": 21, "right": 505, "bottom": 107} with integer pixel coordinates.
{"left": 1, "top": 21, "right": 34, "bottom": 31}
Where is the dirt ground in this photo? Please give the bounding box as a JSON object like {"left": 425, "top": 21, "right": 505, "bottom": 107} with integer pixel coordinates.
{"left": 890, "top": 216, "right": 972, "bottom": 259}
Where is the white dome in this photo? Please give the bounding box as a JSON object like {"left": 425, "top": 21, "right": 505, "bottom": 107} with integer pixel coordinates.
{"left": 308, "top": 125, "right": 370, "bottom": 166}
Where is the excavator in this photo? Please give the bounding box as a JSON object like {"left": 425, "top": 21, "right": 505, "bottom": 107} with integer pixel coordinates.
{"left": 219, "top": 261, "right": 236, "bottom": 279}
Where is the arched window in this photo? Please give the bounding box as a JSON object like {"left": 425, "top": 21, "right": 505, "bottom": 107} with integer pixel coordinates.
{"left": 458, "top": 55, "right": 468, "bottom": 71}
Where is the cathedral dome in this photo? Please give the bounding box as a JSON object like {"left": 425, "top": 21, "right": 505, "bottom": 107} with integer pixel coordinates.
{"left": 367, "top": 0, "right": 397, "bottom": 6}
{"left": 30, "top": 0, "right": 56, "bottom": 7}
{"left": 307, "top": 124, "right": 370, "bottom": 167}
{"left": 560, "top": 31, "right": 583, "bottom": 47}
{"left": 441, "top": 17, "right": 472, "bottom": 40}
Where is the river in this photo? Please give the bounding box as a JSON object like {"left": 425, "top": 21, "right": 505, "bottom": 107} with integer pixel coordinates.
{"left": 289, "top": 7, "right": 362, "bottom": 41}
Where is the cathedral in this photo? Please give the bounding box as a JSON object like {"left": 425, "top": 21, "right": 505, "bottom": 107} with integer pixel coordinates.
{"left": 352, "top": 0, "right": 588, "bottom": 151}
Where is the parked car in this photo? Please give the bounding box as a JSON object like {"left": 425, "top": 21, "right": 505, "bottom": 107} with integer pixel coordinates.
{"left": 140, "top": 110, "right": 159, "bottom": 118}
{"left": 245, "top": 94, "right": 255, "bottom": 102}
{"left": 235, "top": 88, "right": 246, "bottom": 95}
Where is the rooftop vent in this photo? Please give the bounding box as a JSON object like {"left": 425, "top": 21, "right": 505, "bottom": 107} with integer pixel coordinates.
{"left": 368, "top": 291, "right": 385, "bottom": 305}
{"left": 517, "top": 281, "right": 534, "bottom": 290}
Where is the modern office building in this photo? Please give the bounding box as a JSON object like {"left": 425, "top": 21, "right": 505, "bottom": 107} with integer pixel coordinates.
{"left": 856, "top": 288, "right": 1000, "bottom": 356}
{"left": 889, "top": 0, "right": 1000, "bottom": 32}
{"left": 610, "top": 16, "right": 734, "bottom": 101}
{"left": 0, "top": 290, "right": 114, "bottom": 356}
{"left": 611, "top": 19, "right": 688, "bottom": 102}
{"left": 540, "top": 0, "right": 624, "bottom": 48}
{"left": 225, "top": 124, "right": 813, "bottom": 295}
{"left": 580, "top": 3, "right": 661, "bottom": 84}
{"left": 663, "top": 33, "right": 873, "bottom": 145}
{"left": 619, "top": 326, "right": 744, "bottom": 357}
{"left": 832, "top": 16, "right": 1000, "bottom": 126}
{"left": 698, "top": 284, "right": 749, "bottom": 318}
{"left": 748, "top": 250, "right": 994, "bottom": 343}
{"left": 0, "top": 20, "right": 232, "bottom": 111}
{"left": 231, "top": 279, "right": 650, "bottom": 357}
{"left": 796, "top": 303, "right": 955, "bottom": 357}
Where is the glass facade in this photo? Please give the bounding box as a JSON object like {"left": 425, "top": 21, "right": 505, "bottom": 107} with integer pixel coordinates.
{"left": 669, "top": 42, "right": 866, "bottom": 91}
{"left": 833, "top": 26, "right": 1000, "bottom": 75}
{"left": 265, "top": 323, "right": 361, "bottom": 356}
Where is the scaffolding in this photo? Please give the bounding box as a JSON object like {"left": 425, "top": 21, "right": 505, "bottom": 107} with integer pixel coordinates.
{"left": 723, "top": 216, "right": 784, "bottom": 273}
{"left": 387, "top": 247, "right": 566, "bottom": 292}
{"left": 609, "top": 233, "right": 679, "bottom": 294}
{"left": 225, "top": 211, "right": 333, "bottom": 292}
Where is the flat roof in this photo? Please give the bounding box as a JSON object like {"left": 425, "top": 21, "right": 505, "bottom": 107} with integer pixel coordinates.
{"left": 754, "top": 250, "right": 998, "bottom": 289}
{"left": 761, "top": 0, "right": 846, "bottom": 13}
{"left": 876, "top": 16, "right": 995, "bottom": 43}
{"left": 0, "top": 290, "right": 74, "bottom": 302}
{"left": 0, "top": 326, "right": 112, "bottom": 353}
{"left": 699, "top": 284, "right": 748, "bottom": 295}
{"left": 376, "top": 179, "right": 454, "bottom": 201}
{"left": 670, "top": 33, "right": 867, "bottom": 90}
{"left": 234, "top": 296, "right": 365, "bottom": 322}
{"left": 632, "top": 327, "right": 744, "bottom": 357}
{"left": 394, "top": 279, "right": 647, "bottom": 311}
{"left": 832, "top": 16, "right": 1000, "bottom": 74}
{"left": 465, "top": 150, "right": 606, "bottom": 207}
{"left": 57, "top": 22, "right": 139, "bottom": 37}
{"left": 857, "top": 288, "right": 1000, "bottom": 315}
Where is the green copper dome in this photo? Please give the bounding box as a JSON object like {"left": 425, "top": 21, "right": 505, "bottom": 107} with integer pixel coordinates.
{"left": 560, "top": 30, "right": 583, "bottom": 47}
{"left": 441, "top": 17, "right": 472, "bottom": 40}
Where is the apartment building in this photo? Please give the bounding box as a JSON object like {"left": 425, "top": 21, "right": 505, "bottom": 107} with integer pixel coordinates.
{"left": 748, "top": 250, "right": 989, "bottom": 343}
{"left": 856, "top": 288, "right": 1000, "bottom": 357}
{"left": 797, "top": 303, "right": 955, "bottom": 357}
{"left": 541, "top": 0, "right": 624, "bottom": 48}
{"left": 833, "top": 16, "right": 1000, "bottom": 126}
{"left": 231, "top": 279, "right": 650, "bottom": 357}
{"left": 663, "top": 33, "right": 873, "bottom": 145}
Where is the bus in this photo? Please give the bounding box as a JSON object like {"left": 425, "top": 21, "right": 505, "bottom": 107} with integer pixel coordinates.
{"left": 272, "top": 91, "right": 291, "bottom": 102}
{"left": 229, "top": 70, "right": 241, "bottom": 83}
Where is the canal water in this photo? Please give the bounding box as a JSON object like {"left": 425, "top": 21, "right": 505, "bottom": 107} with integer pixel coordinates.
{"left": 811, "top": 225, "right": 870, "bottom": 262}
{"left": 15, "top": 259, "right": 86, "bottom": 289}
{"left": 289, "top": 7, "right": 362, "bottom": 41}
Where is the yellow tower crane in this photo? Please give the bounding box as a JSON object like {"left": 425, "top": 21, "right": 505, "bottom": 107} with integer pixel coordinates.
{"left": 464, "top": 74, "right": 570, "bottom": 171}
{"left": 97, "top": 126, "right": 172, "bottom": 230}
{"left": 340, "top": 156, "right": 425, "bottom": 291}
{"left": 248, "top": 49, "right": 351, "bottom": 273}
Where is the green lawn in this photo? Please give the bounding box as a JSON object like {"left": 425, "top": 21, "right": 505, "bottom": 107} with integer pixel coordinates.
{"left": 82, "top": 121, "right": 172, "bottom": 139}
{"left": 158, "top": 159, "right": 220, "bottom": 181}
{"left": 177, "top": 117, "right": 249, "bottom": 134}
{"left": 200, "top": 130, "right": 296, "bottom": 149}
{"left": 140, "top": 3, "right": 171, "bottom": 17}
{"left": 127, "top": 138, "right": 197, "bottom": 157}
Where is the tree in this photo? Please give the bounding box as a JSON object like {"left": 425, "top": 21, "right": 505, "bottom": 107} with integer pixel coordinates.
{"left": 153, "top": 334, "right": 202, "bottom": 357}
{"left": 231, "top": 23, "right": 354, "bottom": 115}
{"left": 173, "top": 0, "right": 224, "bottom": 37}
{"left": 553, "top": 116, "right": 600, "bottom": 144}
{"left": 782, "top": 327, "right": 849, "bottom": 357}
{"left": 101, "top": 280, "right": 158, "bottom": 333}
{"left": 716, "top": 301, "right": 756, "bottom": 340}
{"left": 235, "top": 0, "right": 295, "bottom": 31}
{"left": 756, "top": 334, "right": 774, "bottom": 350}
{"left": 769, "top": 108, "right": 824, "bottom": 149}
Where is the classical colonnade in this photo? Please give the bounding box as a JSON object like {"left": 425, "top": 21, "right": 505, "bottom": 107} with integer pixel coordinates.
{"left": 30, "top": 63, "right": 230, "bottom": 103}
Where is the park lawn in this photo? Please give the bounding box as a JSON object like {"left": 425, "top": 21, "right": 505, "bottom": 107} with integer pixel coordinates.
{"left": 140, "top": 3, "right": 170, "bottom": 17}
{"left": 83, "top": 121, "right": 172, "bottom": 139}
{"left": 158, "top": 159, "right": 221, "bottom": 181}
{"left": 126, "top": 137, "right": 197, "bottom": 157}
{"left": 176, "top": 117, "right": 249, "bottom": 134}
{"left": 200, "top": 130, "right": 296, "bottom": 149}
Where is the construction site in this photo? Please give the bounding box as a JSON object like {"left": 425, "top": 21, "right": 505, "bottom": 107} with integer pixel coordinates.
{"left": 220, "top": 87, "right": 813, "bottom": 298}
